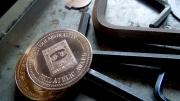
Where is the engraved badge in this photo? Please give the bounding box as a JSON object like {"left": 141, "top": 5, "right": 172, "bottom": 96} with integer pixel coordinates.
{"left": 42, "top": 40, "right": 77, "bottom": 76}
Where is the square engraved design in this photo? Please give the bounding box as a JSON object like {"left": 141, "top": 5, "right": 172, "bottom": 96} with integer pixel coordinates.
{"left": 42, "top": 40, "right": 78, "bottom": 76}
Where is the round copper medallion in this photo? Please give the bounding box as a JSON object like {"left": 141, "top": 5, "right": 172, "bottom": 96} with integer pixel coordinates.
{"left": 26, "top": 29, "right": 92, "bottom": 90}
{"left": 15, "top": 55, "right": 65, "bottom": 100}
{"left": 66, "top": 0, "right": 91, "bottom": 8}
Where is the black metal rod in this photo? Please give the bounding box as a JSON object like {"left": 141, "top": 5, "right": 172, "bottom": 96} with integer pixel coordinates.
{"left": 87, "top": 69, "right": 152, "bottom": 101}
{"left": 93, "top": 50, "right": 180, "bottom": 71}
{"left": 149, "top": 6, "right": 171, "bottom": 28}
{"left": 154, "top": 72, "right": 170, "bottom": 101}
{"left": 78, "top": 12, "right": 90, "bottom": 36}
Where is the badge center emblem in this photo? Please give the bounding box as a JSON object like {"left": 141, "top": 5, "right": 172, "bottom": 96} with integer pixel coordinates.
{"left": 42, "top": 40, "right": 78, "bottom": 76}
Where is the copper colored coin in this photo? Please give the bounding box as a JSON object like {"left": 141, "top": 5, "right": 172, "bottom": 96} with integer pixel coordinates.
{"left": 66, "top": 0, "right": 91, "bottom": 8}
{"left": 15, "top": 55, "right": 65, "bottom": 101}
{"left": 26, "top": 29, "right": 92, "bottom": 90}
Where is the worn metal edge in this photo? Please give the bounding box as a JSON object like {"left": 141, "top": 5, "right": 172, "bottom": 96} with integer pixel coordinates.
{"left": 0, "top": 0, "right": 38, "bottom": 40}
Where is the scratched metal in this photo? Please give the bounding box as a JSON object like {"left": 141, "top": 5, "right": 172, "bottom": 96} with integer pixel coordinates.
{"left": 0, "top": 0, "right": 180, "bottom": 101}
{"left": 105, "top": 0, "right": 160, "bottom": 27}
{"left": 105, "top": 0, "right": 180, "bottom": 30}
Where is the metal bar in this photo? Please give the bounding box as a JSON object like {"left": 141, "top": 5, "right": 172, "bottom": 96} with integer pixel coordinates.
{"left": 78, "top": 11, "right": 155, "bottom": 101}
{"left": 0, "top": 0, "right": 38, "bottom": 41}
{"left": 168, "top": 0, "right": 180, "bottom": 20}
{"left": 0, "top": 31, "right": 7, "bottom": 40}
{"left": 77, "top": 12, "right": 152, "bottom": 100}
{"left": 150, "top": 6, "right": 171, "bottom": 28}
{"left": 78, "top": 12, "right": 90, "bottom": 36}
{"left": 146, "top": 43, "right": 180, "bottom": 52}
{"left": 93, "top": 50, "right": 180, "bottom": 60}
{"left": 93, "top": 50, "right": 180, "bottom": 71}
{"left": 6, "top": 0, "right": 38, "bottom": 34}
{"left": 87, "top": 69, "right": 151, "bottom": 101}
{"left": 119, "top": 63, "right": 160, "bottom": 71}
{"left": 154, "top": 72, "right": 170, "bottom": 101}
